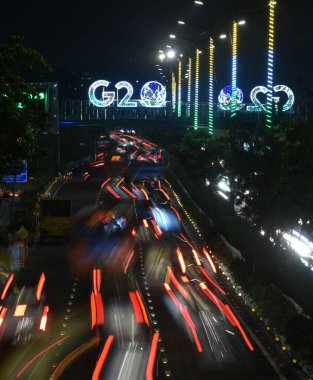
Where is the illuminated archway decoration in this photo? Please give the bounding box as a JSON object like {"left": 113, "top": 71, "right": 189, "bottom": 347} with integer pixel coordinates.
{"left": 231, "top": 21, "right": 238, "bottom": 118}
{"left": 187, "top": 58, "right": 192, "bottom": 117}
{"left": 177, "top": 61, "right": 182, "bottom": 117}
{"left": 208, "top": 37, "right": 214, "bottom": 135}
{"left": 140, "top": 81, "right": 166, "bottom": 108}
{"left": 172, "top": 73, "right": 176, "bottom": 112}
{"left": 266, "top": 1, "right": 277, "bottom": 128}
{"left": 194, "top": 49, "right": 200, "bottom": 130}
{"left": 88, "top": 80, "right": 115, "bottom": 107}
{"left": 115, "top": 81, "right": 137, "bottom": 107}
{"left": 218, "top": 85, "right": 244, "bottom": 111}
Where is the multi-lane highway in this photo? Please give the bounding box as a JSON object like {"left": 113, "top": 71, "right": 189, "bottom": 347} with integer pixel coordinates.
{"left": 0, "top": 130, "right": 284, "bottom": 379}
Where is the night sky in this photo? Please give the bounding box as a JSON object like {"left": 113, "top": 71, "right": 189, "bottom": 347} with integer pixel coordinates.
{"left": 1, "top": 0, "right": 312, "bottom": 100}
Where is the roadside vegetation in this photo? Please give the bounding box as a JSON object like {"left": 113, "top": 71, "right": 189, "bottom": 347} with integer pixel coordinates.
{"left": 167, "top": 118, "right": 313, "bottom": 364}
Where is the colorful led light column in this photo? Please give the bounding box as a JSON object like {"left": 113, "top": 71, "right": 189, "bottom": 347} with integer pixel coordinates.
{"left": 177, "top": 60, "right": 182, "bottom": 117}
{"left": 187, "top": 58, "right": 192, "bottom": 117}
{"left": 208, "top": 37, "right": 214, "bottom": 135}
{"left": 231, "top": 21, "right": 238, "bottom": 118}
{"left": 172, "top": 72, "right": 176, "bottom": 113}
{"left": 194, "top": 49, "right": 200, "bottom": 129}
{"left": 266, "top": 1, "right": 277, "bottom": 128}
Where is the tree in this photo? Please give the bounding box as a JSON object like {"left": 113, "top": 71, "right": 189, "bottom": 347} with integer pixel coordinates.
{"left": 0, "top": 35, "right": 52, "bottom": 179}
{"left": 237, "top": 119, "right": 313, "bottom": 232}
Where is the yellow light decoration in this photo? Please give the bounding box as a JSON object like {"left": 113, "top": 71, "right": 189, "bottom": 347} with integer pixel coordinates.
{"left": 194, "top": 49, "right": 200, "bottom": 129}
{"left": 172, "top": 72, "right": 176, "bottom": 112}
{"left": 177, "top": 60, "right": 182, "bottom": 117}
{"left": 208, "top": 37, "right": 214, "bottom": 134}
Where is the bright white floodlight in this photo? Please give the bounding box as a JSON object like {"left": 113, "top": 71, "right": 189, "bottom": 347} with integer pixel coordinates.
{"left": 167, "top": 50, "right": 176, "bottom": 59}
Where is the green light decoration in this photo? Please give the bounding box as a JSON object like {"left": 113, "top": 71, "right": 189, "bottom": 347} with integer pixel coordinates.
{"left": 194, "top": 49, "right": 200, "bottom": 130}
{"left": 266, "top": 1, "right": 277, "bottom": 128}
{"left": 29, "top": 92, "right": 45, "bottom": 100}
{"left": 177, "top": 60, "right": 182, "bottom": 117}
{"left": 208, "top": 37, "right": 214, "bottom": 135}
{"left": 16, "top": 91, "right": 46, "bottom": 109}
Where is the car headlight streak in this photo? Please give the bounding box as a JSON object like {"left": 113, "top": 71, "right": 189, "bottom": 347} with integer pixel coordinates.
{"left": 266, "top": 1, "right": 276, "bottom": 128}
{"left": 178, "top": 60, "right": 182, "bottom": 117}
{"left": 208, "top": 37, "right": 214, "bottom": 135}
{"left": 194, "top": 49, "right": 200, "bottom": 129}
{"left": 187, "top": 58, "right": 192, "bottom": 117}
{"left": 231, "top": 21, "right": 238, "bottom": 118}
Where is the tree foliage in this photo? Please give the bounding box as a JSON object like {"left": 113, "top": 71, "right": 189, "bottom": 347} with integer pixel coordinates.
{"left": 173, "top": 119, "right": 313, "bottom": 234}
{"left": 0, "top": 36, "right": 52, "bottom": 178}
{"left": 237, "top": 120, "right": 313, "bottom": 231}
{"left": 170, "top": 124, "right": 313, "bottom": 361}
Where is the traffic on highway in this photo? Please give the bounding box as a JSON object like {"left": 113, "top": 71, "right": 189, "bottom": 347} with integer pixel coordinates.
{"left": 0, "top": 129, "right": 282, "bottom": 380}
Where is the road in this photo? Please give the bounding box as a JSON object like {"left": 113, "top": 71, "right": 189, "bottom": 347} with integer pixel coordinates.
{"left": 0, "top": 130, "right": 286, "bottom": 379}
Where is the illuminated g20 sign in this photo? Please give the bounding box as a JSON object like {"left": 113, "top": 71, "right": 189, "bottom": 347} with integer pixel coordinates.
{"left": 88, "top": 80, "right": 167, "bottom": 108}
{"left": 218, "top": 84, "right": 294, "bottom": 112}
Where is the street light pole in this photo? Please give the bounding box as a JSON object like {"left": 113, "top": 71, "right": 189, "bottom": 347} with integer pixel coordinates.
{"left": 57, "top": 128, "right": 61, "bottom": 173}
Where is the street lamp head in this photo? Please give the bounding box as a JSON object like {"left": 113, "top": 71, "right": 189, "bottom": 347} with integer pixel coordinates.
{"left": 178, "top": 20, "right": 185, "bottom": 25}
{"left": 158, "top": 50, "right": 164, "bottom": 53}
{"left": 194, "top": 0, "right": 204, "bottom": 4}
{"left": 166, "top": 45, "right": 172, "bottom": 49}
{"left": 159, "top": 53, "right": 166, "bottom": 61}
{"left": 167, "top": 50, "right": 176, "bottom": 59}
{"left": 219, "top": 34, "right": 227, "bottom": 39}
{"left": 169, "top": 34, "right": 176, "bottom": 39}
{"left": 180, "top": 53, "right": 184, "bottom": 57}
{"left": 238, "top": 20, "right": 246, "bottom": 25}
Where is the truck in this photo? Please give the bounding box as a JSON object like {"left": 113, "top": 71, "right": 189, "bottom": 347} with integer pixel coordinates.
{"left": 35, "top": 197, "right": 71, "bottom": 243}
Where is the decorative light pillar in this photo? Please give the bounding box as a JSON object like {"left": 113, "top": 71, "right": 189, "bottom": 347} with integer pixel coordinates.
{"left": 231, "top": 21, "right": 238, "bottom": 118}
{"left": 177, "top": 60, "right": 182, "bottom": 117}
{"left": 208, "top": 37, "right": 214, "bottom": 135}
{"left": 187, "top": 58, "right": 192, "bottom": 117}
{"left": 266, "top": 1, "right": 277, "bottom": 128}
{"left": 171, "top": 72, "right": 176, "bottom": 113}
{"left": 194, "top": 49, "right": 200, "bottom": 129}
